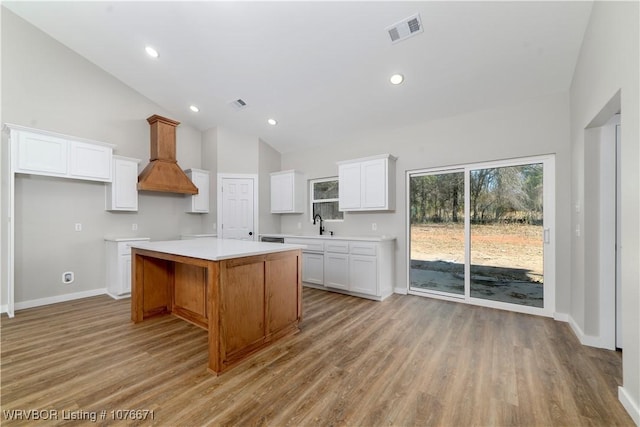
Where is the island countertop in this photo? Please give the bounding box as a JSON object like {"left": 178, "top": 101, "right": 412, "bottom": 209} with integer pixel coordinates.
{"left": 259, "top": 233, "right": 396, "bottom": 242}
{"left": 129, "top": 237, "right": 304, "bottom": 261}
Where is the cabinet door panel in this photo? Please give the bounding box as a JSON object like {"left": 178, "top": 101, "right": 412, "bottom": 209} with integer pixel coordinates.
{"left": 69, "top": 141, "right": 112, "bottom": 181}
{"left": 302, "top": 253, "right": 324, "bottom": 285}
{"left": 122, "top": 255, "right": 132, "bottom": 294}
{"left": 222, "top": 261, "right": 265, "bottom": 357}
{"left": 192, "top": 171, "right": 210, "bottom": 212}
{"left": 271, "top": 173, "right": 293, "bottom": 212}
{"left": 266, "top": 255, "right": 299, "bottom": 335}
{"left": 324, "top": 253, "right": 349, "bottom": 290}
{"left": 338, "top": 163, "right": 361, "bottom": 210}
{"left": 361, "top": 159, "right": 386, "bottom": 209}
{"left": 350, "top": 255, "right": 378, "bottom": 295}
{"left": 17, "top": 132, "right": 68, "bottom": 175}
{"left": 114, "top": 160, "right": 139, "bottom": 210}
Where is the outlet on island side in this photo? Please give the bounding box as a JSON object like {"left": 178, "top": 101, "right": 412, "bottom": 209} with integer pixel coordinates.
{"left": 372, "top": 223, "right": 377, "bottom": 231}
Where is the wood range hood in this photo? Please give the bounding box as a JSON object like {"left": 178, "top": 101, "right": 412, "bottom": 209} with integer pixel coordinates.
{"left": 137, "top": 115, "right": 198, "bottom": 195}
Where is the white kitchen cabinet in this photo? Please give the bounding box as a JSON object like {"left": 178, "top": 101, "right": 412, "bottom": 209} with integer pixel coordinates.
{"left": 302, "top": 252, "right": 324, "bottom": 285}
{"left": 349, "top": 255, "right": 378, "bottom": 295}
{"left": 337, "top": 154, "right": 396, "bottom": 211}
{"left": 324, "top": 252, "right": 350, "bottom": 290}
{"left": 69, "top": 141, "right": 113, "bottom": 181}
{"left": 106, "top": 156, "right": 140, "bottom": 211}
{"left": 271, "top": 170, "right": 305, "bottom": 213}
{"left": 11, "top": 126, "right": 115, "bottom": 182}
{"left": 185, "top": 169, "right": 210, "bottom": 213}
{"left": 16, "top": 131, "right": 68, "bottom": 176}
{"left": 105, "top": 237, "right": 150, "bottom": 299}
{"left": 280, "top": 235, "right": 395, "bottom": 300}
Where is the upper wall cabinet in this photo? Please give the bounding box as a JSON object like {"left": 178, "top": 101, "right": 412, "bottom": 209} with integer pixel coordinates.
{"left": 8, "top": 124, "right": 115, "bottom": 182}
{"left": 106, "top": 156, "right": 141, "bottom": 211}
{"left": 337, "top": 154, "right": 397, "bottom": 211}
{"left": 185, "top": 169, "right": 210, "bottom": 213}
{"left": 271, "top": 170, "right": 305, "bottom": 213}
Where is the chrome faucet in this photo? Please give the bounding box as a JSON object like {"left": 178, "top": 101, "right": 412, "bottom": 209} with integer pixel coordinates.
{"left": 312, "top": 214, "right": 325, "bottom": 235}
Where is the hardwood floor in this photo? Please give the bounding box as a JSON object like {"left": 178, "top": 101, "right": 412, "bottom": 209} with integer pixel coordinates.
{"left": 1, "top": 288, "right": 633, "bottom": 426}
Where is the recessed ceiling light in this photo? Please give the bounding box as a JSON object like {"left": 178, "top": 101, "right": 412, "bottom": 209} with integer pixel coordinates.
{"left": 267, "top": 118, "right": 277, "bottom": 126}
{"left": 145, "top": 46, "right": 159, "bottom": 58}
{"left": 390, "top": 74, "right": 404, "bottom": 85}
{"left": 189, "top": 105, "right": 200, "bottom": 113}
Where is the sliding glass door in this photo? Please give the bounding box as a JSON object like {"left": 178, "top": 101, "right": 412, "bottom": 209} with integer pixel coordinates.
{"left": 409, "top": 170, "right": 465, "bottom": 297}
{"left": 408, "top": 156, "right": 554, "bottom": 315}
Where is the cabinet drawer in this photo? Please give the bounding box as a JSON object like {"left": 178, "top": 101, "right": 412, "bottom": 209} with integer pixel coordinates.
{"left": 324, "top": 241, "right": 349, "bottom": 253}
{"left": 349, "top": 242, "right": 377, "bottom": 256}
{"left": 285, "top": 238, "right": 324, "bottom": 252}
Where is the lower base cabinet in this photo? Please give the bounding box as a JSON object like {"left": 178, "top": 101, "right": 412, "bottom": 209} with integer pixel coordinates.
{"left": 302, "top": 252, "right": 324, "bottom": 285}
{"left": 285, "top": 237, "right": 395, "bottom": 300}
{"left": 324, "top": 253, "right": 349, "bottom": 290}
{"left": 349, "top": 255, "right": 378, "bottom": 295}
{"left": 105, "top": 237, "right": 150, "bottom": 298}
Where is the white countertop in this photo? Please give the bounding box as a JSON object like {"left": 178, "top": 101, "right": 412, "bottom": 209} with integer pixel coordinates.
{"left": 104, "top": 236, "right": 151, "bottom": 242}
{"left": 129, "top": 237, "right": 304, "bottom": 261}
{"left": 259, "top": 233, "right": 396, "bottom": 242}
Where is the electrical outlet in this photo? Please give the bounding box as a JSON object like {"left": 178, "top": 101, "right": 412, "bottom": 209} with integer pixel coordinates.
{"left": 213, "top": 222, "right": 217, "bottom": 230}
{"left": 74, "top": 223, "right": 82, "bottom": 232}
{"left": 132, "top": 223, "right": 138, "bottom": 231}
{"left": 62, "top": 271, "right": 74, "bottom": 284}
{"left": 372, "top": 223, "right": 377, "bottom": 231}
{"left": 297, "top": 222, "right": 302, "bottom": 229}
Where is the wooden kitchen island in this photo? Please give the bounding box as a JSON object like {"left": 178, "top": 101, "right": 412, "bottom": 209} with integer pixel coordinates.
{"left": 129, "top": 238, "right": 303, "bottom": 375}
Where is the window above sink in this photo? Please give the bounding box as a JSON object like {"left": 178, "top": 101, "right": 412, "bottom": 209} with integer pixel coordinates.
{"left": 310, "top": 177, "right": 343, "bottom": 222}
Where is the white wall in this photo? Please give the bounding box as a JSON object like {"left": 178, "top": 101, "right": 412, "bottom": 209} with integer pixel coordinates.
{"left": 201, "top": 127, "right": 218, "bottom": 234}
{"left": 281, "top": 91, "right": 572, "bottom": 314}
{"left": 1, "top": 9, "right": 206, "bottom": 304}
{"left": 258, "top": 139, "right": 282, "bottom": 235}
{"left": 216, "top": 127, "right": 259, "bottom": 174}
{"left": 569, "top": 1, "right": 639, "bottom": 422}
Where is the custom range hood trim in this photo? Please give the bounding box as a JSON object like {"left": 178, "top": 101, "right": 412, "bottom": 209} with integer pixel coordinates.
{"left": 137, "top": 115, "right": 199, "bottom": 195}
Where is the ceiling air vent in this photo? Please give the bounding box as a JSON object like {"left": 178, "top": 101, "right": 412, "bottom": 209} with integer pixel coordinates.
{"left": 229, "top": 98, "right": 248, "bottom": 110}
{"left": 386, "top": 13, "right": 423, "bottom": 44}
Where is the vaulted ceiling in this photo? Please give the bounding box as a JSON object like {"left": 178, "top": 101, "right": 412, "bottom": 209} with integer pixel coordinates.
{"left": 4, "top": 1, "right": 593, "bottom": 153}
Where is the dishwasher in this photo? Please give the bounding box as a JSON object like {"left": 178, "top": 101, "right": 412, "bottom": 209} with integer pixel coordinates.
{"left": 260, "top": 236, "right": 285, "bottom": 244}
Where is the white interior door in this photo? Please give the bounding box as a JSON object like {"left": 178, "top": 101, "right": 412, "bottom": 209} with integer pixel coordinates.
{"left": 220, "top": 177, "right": 256, "bottom": 240}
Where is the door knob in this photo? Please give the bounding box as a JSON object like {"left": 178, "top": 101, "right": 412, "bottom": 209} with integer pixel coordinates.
{"left": 249, "top": 232, "right": 253, "bottom": 236}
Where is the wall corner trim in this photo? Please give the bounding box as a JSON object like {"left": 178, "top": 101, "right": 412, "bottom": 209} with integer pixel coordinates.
{"left": 618, "top": 386, "right": 640, "bottom": 426}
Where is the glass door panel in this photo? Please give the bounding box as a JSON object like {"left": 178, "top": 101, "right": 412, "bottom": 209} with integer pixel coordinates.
{"left": 409, "top": 171, "right": 465, "bottom": 296}
{"left": 469, "top": 164, "right": 544, "bottom": 307}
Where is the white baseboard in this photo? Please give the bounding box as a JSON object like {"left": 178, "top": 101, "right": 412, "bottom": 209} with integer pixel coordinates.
{"left": 105, "top": 291, "right": 131, "bottom": 300}
{"left": 0, "top": 304, "right": 7, "bottom": 314}
{"left": 619, "top": 386, "right": 640, "bottom": 426}
{"left": 14, "top": 289, "right": 108, "bottom": 311}
{"left": 394, "top": 286, "right": 408, "bottom": 295}
{"left": 553, "top": 312, "right": 569, "bottom": 322}
{"left": 567, "top": 315, "right": 613, "bottom": 349}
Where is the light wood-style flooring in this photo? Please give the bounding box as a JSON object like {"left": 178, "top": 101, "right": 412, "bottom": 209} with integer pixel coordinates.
{"left": 1, "top": 288, "right": 633, "bottom": 426}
